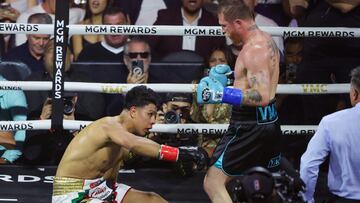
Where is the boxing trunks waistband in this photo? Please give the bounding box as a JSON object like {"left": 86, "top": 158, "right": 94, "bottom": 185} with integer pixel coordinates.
{"left": 230, "top": 99, "right": 278, "bottom": 124}
{"left": 52, "top": 176, "right": 131, "bottom": 203}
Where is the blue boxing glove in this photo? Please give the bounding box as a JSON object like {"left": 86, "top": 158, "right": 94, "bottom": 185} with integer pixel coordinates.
{"left": 209, "top": 64, "right": 232, "bottom": 86}
{"left": 197, "top": 77, "right": 224, "bottom": 104}
{"left": 1, "top": 149, "right": 22, "bottom": 163}
{"left": 197, "top": 77, "right": 243, "bottom": 105}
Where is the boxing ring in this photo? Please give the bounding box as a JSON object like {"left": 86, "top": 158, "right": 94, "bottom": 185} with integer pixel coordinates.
{"left": 0, "top": 6, "right": 358, "bottom": 202}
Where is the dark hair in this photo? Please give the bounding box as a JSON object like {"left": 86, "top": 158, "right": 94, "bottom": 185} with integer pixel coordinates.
{"left": 102, "top": 6, "right": 128, "bottom": 23}
{"left": 218, "top": 0, "right": 254, "bottom": 22}
{"left": 206, "top": 46, "right": 236, "bottom": 68}
{"left": 124, "top": 85, "right": 159, "bottom": 109}
{"left": 28, "top": 13, "right": 52, "bottom": 24}
{"left": 351, "top": 66, "right": 360, "bottom": 92}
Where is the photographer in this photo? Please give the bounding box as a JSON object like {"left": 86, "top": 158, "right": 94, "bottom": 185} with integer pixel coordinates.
{"left": 22, "top": 92, "right": 78, "bottom": 165}
{"left": 124, "top": 93, "right": 204, "bottom": 176}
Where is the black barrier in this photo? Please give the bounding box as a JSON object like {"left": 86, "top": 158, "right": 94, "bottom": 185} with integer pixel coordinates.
{"left": 71, "top": 62, "right": 204, "bottom": 83}
{"left": 0, "top": 165, "right": 209, "bottom": 203}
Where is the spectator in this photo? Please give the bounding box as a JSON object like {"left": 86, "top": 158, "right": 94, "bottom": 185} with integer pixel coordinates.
{"left": 0, "top": 74, "right": 27, "bottom": 164}
{"left": 191, "top": 46, "right": 234, "bottom": 157}
{"left": 25, "top": 39, "right": 106, "bottom": 121}
{"left": 106, "top": 38, "right": 152, "bottom": 116}
{"left": 4, "top": 13, "right": 52, "bottom": 73}
{"left": 15, "top": 0, "right": 85, "bottom": 46}
{"left": 5, "top": 0, "right": 38, "bottom": 13}
{"left": 22, "top": 92, "right": 78, "bottom": 165}
{"left": 71, "top": 0, "right": 110, "bottom": 59}
{"left": 255, "top": 0, "right": 291, "bottom": 26}
{"left": 76, "top": 6, "right": 128, "bottom": 62}
{"left": 292, "top": 0, "right": 360, "bottom": 124}
{"left": 146, "top": 0, "right": 226, "bottom": 61}
{"left": 300, "top": 66, "right": 360, "bottom": 203}
{"left": 114, "top": 0, "right": 179, "bottom": 25}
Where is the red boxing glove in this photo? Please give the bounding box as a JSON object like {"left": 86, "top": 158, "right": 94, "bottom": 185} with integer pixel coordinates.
{"left": 158, "top": 145, "right": 179, "bottom": 162}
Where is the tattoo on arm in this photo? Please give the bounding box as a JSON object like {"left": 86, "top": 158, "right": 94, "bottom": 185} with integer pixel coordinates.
{"left": 244, "top": 89, "right": 262, "bottom": 103}
{"left": 250, "top": 76, "right": 258, "bottom": 87}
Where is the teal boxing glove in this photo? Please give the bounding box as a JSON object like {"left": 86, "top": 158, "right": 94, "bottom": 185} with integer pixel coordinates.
{"left": 1, "top": 149, "right": 22, "bottom": 163}
{"left": 197, "top": 77, "right": 243, "bottom": 105}
{"left": 209, "top": 64, "right": 232, "bottom": 86}
{"left": 197, "top": 77, "right": 224, "bottom": 104}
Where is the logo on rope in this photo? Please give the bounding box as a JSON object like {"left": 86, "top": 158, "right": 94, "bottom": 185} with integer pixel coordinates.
{"left": 101, "top": 85, "right": 126, "bottom": 94}
{"left": 85, "top": 25, "right": 157, "bottom": 34}
{"left": 301, "top": 84, "right": 327, "bottom": 93}
{"left": 283, "top": 30, "right": 355, "bottom": 38}
{"left": 0, "top": 123, "right": 34, "bottom": 131}
{"left": 0, "top": 23, "right": 38, "bottom": 32}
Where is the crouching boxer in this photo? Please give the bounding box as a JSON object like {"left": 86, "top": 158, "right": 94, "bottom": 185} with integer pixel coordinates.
{"left": 52, "top": 85, "right": 208, "bottom": 203}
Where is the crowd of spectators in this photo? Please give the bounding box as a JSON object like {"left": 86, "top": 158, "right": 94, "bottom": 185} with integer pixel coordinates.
{"left": 0, "top": 0, "right": 359, "bottom": 201}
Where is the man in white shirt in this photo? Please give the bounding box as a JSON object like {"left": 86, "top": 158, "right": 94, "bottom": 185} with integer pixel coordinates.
{"left": 16, "top": 0, "right": 85, "bottom": 46}
{"left": 300, "top": 66, "right": 360, "bottom": 203}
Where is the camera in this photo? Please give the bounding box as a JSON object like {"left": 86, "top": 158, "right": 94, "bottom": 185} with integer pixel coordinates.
{"left": 164, "top": 111, "right": 180, "bottom": 124}
{"left": 131, "top": 60, "right": 144, "bottom": 76}
{"left": 63, "top": 96, "right": 75, "bottom": 115}
{"left": 232, "top": 170, "right": 305, "bottom": 203}
{"left": 48, "top": 91, "right": 76, "bottom": 116}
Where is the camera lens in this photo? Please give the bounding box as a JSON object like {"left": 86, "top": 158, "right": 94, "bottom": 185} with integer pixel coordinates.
{"left": 63, "top": 98, "right": 75, "bottom": 115}
{"left": 164, "top": 111, "right": 180, "bottom": 124}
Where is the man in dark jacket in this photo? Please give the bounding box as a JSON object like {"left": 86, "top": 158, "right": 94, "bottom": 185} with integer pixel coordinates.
{"left": 145, "top": 0, "right": 226, "bottom": 61}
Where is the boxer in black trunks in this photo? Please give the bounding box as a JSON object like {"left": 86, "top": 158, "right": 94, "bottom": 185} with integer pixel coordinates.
{"left": 196, "top": 0, "right": 281, "bottom": 202}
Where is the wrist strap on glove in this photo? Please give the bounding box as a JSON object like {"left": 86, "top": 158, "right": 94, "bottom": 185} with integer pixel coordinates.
{"left": 222, "top": 87, "right": 243, "bottom": 106}
{"left": 158, "top": 145, "right": 179, "bottom": 162}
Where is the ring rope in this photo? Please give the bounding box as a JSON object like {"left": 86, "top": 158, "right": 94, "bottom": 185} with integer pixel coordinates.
{"left": 0, "top": 23, "right": 359, "bottom": 38}
{"left": 0, "top": 120, "right": 317, "bottom": 135}
{"left": 0, "top": 81, "right": 350, "bottom": 94}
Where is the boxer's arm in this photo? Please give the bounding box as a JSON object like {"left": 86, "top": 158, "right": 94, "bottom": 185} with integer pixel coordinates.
{"left": 108, "top": 128, "right": 161, "bottom": 159}
{"left": 238, "top": 42, "right": 275, "bottom": 107}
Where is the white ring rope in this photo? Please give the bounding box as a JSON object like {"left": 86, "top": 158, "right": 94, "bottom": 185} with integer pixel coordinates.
{"left": 0, "top": 23, "right": 359, "bottom": 38}
{"left": 0, "top": 120, "right": 317, "bottom": 135}
{"left": 0, "top": 81, "right": 350, "bottom": 94}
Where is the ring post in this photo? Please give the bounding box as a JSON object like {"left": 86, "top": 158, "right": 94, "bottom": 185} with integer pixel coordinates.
{"left": 51, "top": 0, "right": 69, "bottom": 130}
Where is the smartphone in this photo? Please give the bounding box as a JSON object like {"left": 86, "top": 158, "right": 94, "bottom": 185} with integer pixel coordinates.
{"left": 131, "top": 60, "right": 144, "bottom": 76}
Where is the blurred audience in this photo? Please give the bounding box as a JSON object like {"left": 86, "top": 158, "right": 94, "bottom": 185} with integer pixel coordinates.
{"left": 25, "top": 39, "right": 106, "bottom": 121}
{"left": 71, "top": 0, "right": 110, "bottom": 59}
{"left": 106, "top": 37, "right": 152, "bottom": 116}
{"left": 0, "top": 74, "right": 27, "bottom": 164}
{"left": 114, "top": 0, "right": 179, "bottom": 25}
{"left": 300, "top": 66, "right": 360, "bottom": 203}
{"left": 4, "top": 13, "right": 52, "bottom": 73}
{"left": 22, "top": 92, "right": 78, "bottom": 165}
{"left": 145, "top": 0, "right": 226, "bottom": 61}
{"left": 292, "top": 0, "right": 360, "bottom": 124}
{"left": 255, "top": 0, "right": 292, "bottom": 26}
{"left": 76, "top": 6, "right": 128, "bottom": 62}
{"left": 16, "top": 0, "right": 85, "bottom": 46}
{"left": 4, "top": 0, "right": 38, "bottom": 14}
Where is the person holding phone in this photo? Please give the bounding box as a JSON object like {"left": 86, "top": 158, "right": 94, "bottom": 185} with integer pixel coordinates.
{"left": 105, "top": 38, "right": 152, "bottom": 116}
{"left": 124, "top": 37, "right": 152, "bottom": 84}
